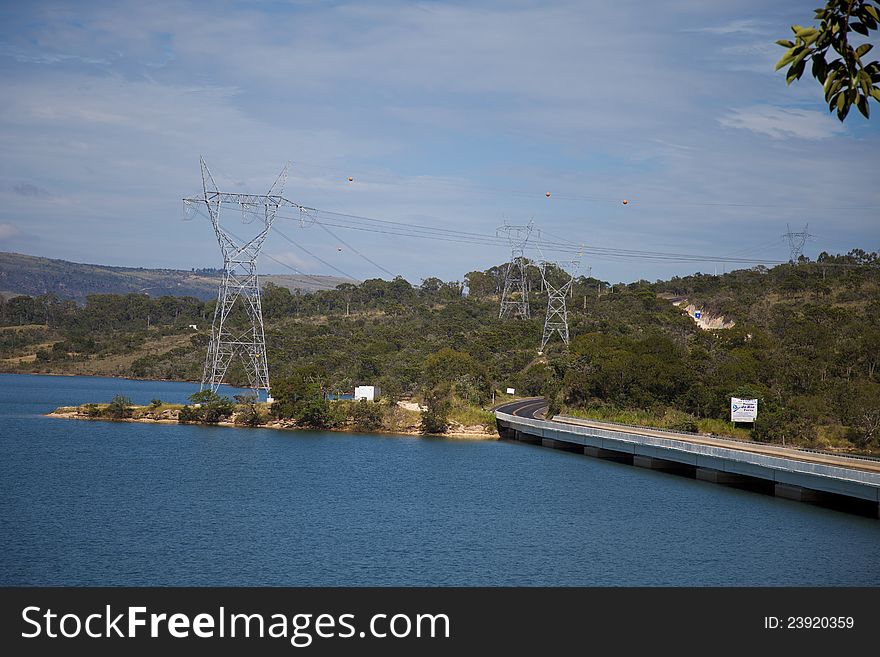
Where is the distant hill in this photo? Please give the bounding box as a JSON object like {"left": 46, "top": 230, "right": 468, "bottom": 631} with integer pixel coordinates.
{"left": 0, "top": 252, "right": 355, "bottom": 303}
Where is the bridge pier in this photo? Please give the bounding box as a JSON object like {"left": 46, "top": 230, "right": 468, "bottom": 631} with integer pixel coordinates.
{"left": 634, "top": 455, "right": 694, "bottom": 476}
{"left": 583, "top": 445, "right": 633, "bottom": 464}
{"left": 774, "top": 483, "right": 832, "bottom": 503}
{"left": 515, "top": 431, "right": 542, "bottom": 445}
{"left": 496, "top": 409, "right": 880, "bottom": 519}
{"left": 696, "top": 468, "right": 751, "bottom": 485}
{"left": 542, "top": 438, "right": 583, "bottom": 453}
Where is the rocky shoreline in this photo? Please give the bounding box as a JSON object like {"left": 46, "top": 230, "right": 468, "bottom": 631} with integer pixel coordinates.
{"left": 47, "top": 407, "right": 499, "bottom": 440}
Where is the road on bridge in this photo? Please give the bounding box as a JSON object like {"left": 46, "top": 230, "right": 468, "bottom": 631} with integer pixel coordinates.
{"left": 494, "top": 398, "right": 548, "bottom": 420}
{"left": 495, "top": 398, "right": 880, "bottom": 474}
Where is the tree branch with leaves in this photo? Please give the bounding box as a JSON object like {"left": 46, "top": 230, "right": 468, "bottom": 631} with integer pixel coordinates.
{"left": 776, "top": 0, "right": 880, "bottom": 120}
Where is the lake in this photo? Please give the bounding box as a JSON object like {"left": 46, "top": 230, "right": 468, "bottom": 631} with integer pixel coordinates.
{"left": 1, "top": 373, "right": 878, "bottom": 586}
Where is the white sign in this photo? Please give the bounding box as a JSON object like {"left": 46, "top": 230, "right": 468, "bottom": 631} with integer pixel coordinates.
{"left": 731, "top": 397, "right": 758, "bottom": 422}
{"left": 506, "top": 388, "right": 515, "bottom": 395}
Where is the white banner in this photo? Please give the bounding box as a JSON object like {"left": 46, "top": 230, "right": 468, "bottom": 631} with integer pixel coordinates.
{"left": 731, "top": 397, "right": 758, "bottom": 422}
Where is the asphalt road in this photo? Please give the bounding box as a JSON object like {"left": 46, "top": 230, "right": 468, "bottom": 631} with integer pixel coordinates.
{"left": 494, "top": 398, "right": 548, "bottom": 420}
{"left": 494, "top": 398, "right": 880, "bottom": 474}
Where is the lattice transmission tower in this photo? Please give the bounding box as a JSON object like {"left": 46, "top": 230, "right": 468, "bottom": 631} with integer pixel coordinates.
{"left": 183, "top": 157, "right": 308, "bottom": 395}
{"left": 783, "top": 223, "right": 811, "bottom": 263}
{"left": 537, "top": 259, "right": 579, "bottom": 353}
{"left": 497, "top": 221, "right": 537, "bottom": 319}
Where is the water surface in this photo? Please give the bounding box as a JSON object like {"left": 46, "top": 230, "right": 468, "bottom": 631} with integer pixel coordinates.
{"left": 1, "top": 373, "right": 877, "bottom": 585}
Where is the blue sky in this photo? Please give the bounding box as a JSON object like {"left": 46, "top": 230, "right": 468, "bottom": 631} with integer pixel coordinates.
{"left": 0, "top": 0, "right": 878, "bottom": 285}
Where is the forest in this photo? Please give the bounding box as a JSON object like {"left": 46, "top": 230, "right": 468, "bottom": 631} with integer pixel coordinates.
{"left": 2, "top": 249, "right": 878, "bottom": 451}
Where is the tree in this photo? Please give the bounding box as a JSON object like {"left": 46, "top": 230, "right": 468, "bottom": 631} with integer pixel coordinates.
{"left": 420, "top": 277, "right": 443, "bottom": 293}
{"left": 184, "top": 390, "right": 234, "bottom": 423}
{"left": 234, "top": 393, "right": 265, "bottom": 427}
{"left": 420, "top": 389, "right": 450, "bottom": 434}
{"left": 775, "top": 1, "right": 880, "bottom": 120}
{"left": 352, "top": 399, "right": 384, "bottom": 431}
{"left": 842, "top": 382, "right": 880, "bottom": 447}
{"left": 104, "top": 395, "right": 133, "bottom": 419}
{"left": 297, "top": 398, "right": 334, "bottom": 429}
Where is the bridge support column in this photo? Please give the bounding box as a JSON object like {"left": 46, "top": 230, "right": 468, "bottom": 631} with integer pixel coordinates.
{"left": 583, "top": 446, "right": 632, "bottom": 463}
{"left": 634, "top": 455, "right": 693, "bottom": 475}
{"left": 696, "top": 468, "right": 750, "bottom": 485}
{"left": 542, "top": 438, "right": 582, "bottom": 453}
{"left": 514, "top": 431, "right": 541, "bottom": 445}
{"left": 774, "top": 483, "right": 829, "bottom": 503}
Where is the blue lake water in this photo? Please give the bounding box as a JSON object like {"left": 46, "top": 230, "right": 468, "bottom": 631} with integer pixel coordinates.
{"left": 1, "top": 373, "right": 878, "bottom": 586}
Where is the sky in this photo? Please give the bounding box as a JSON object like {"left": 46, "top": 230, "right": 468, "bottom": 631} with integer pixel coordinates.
{"left": 0, "top": 0, "right": 878, "bottom": 285}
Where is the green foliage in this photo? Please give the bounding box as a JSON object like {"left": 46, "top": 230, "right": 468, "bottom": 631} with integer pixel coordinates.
{"left": 840, "top": 381, "right": 880, "bottom": 447}
{"left": 420, "top": 389, "right": 451, "bottom": 434}
{"left": 517, "top": 362, "right": 552, "bottom": 396}
{"left": 423, "top": 347, "right": 490, "bottom": 405}
{"left": 178, "top": 390, "right": 235, "bottom": 424}
{"left": 105, "top": 395, "right": 133, "bottom": 419}
{"left": 775, "top": 1, "right": 880, "bottom": 120}
{"left": 234, "top": 402, "right": 266, "bottom": 427}
{"left": 178, "top": 405, "right": 200, "bottom": 423}
{"left": 6, "top": 249, "right": 880, "bottom": 451}
{"left": 81, "top": 403, "right": 101, "bottom": 418}
{"left": 297, "top": 398, "right": 335, "bottom": 429}
{"left": 149, "top": 399, "right": 162, "bottom": 409}
{"left": 270, "top": 365, "right": 328, "bottom": 420}
{"left": 352, "top": 400, "right": 384, "bottom": 431}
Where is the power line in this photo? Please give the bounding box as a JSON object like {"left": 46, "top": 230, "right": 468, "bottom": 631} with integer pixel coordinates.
{"left": 272, "top": 205, "right": 873, "bottom": 269}
{"left": 313, "top": 218, "right": 396, "bottom": 278}
{"left": 274, "top": 226, "right": 359, "bottom": 282}
{"left": 197, "top": 211, "right": 349, "bottom": 287}
{"left": 281, "top": 210, "right": 788, "bottom": 264}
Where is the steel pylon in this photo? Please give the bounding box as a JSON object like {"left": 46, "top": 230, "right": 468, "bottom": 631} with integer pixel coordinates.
{"left": 183, "top": 157, "right": 307, "bottom": 394}
{"left": 497, "top": 221, "right": 537, "bottom": 319}
{"left": 782, "top": 223, "right": 811, "bottom": 263}
{"left": 538, "top": 259, "right": 579, "bottom": 352}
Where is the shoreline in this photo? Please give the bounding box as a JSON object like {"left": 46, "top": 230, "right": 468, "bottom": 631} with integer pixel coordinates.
{"left": 1, "top": 370, "right": 203, "bottom": 384}
{"left": 47, "top": 410, "right": 499, "bottom": 441}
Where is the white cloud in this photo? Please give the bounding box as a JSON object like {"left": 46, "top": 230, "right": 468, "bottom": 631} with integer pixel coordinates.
{"left": 0, "top": 1, "right": 876, "bottom": 284}
{"left": 718, "top": 106, "right": 845, "bottom": 140}
{"left": 686, "top": 19, "right": 768, "bottom": 35}
{"left": 0, "top": 222, "right": 23, "bottom": 240}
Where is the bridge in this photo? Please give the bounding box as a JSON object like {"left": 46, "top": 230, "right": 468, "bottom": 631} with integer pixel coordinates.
{"left": 495, "top": 399, "right": 880, "bottom": 518}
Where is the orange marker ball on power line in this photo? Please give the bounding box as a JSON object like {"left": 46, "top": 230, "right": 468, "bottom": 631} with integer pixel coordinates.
{"left": 622, "top": 199, "right": 629, "bottom": 205}
{"left": 348, "top": 176, "right": 353, "bottom": 182}
{"left": 545, "top": 191, "right": 551, "bottom": 198}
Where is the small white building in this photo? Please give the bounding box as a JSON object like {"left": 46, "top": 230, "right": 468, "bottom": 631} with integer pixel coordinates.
{"left": 354, "top": 385, "right": 380, "bottom": 401}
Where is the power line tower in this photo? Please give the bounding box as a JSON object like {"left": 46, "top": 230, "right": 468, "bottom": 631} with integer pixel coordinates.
{"left": 183, "top": 157, "right": 305, "bottom": 396}
{"left": 497, "top": 221, "right": 537, "bottom": 319}
{"left": 537, "top": 259, "right": 579, "bottom": 353}
{"left": 783, "top": 223, "right": 811, "bottom": 263}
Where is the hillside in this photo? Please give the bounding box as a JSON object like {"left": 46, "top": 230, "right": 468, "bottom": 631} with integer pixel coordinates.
{"left": 1, "top": 249, "right": 878, "bottom": 453}
{"left": 0, "top": 252, "right": 353, "bottom": 303}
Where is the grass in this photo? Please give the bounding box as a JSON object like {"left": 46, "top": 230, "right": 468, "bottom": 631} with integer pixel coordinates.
{"left": 449, "top": 402, "right": 495, "bottom": 429}
{"left": 562, "top": 405, "right": 753, "bottom": 440}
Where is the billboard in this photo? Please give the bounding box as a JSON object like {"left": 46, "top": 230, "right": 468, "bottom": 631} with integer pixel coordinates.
{"left": 731, "top": 397, "right": 758, "bottom": 422}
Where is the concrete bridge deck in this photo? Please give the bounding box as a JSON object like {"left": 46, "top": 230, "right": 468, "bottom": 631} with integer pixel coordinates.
{"left": 495, "top": 399, "right": 880, "bottom": 517}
